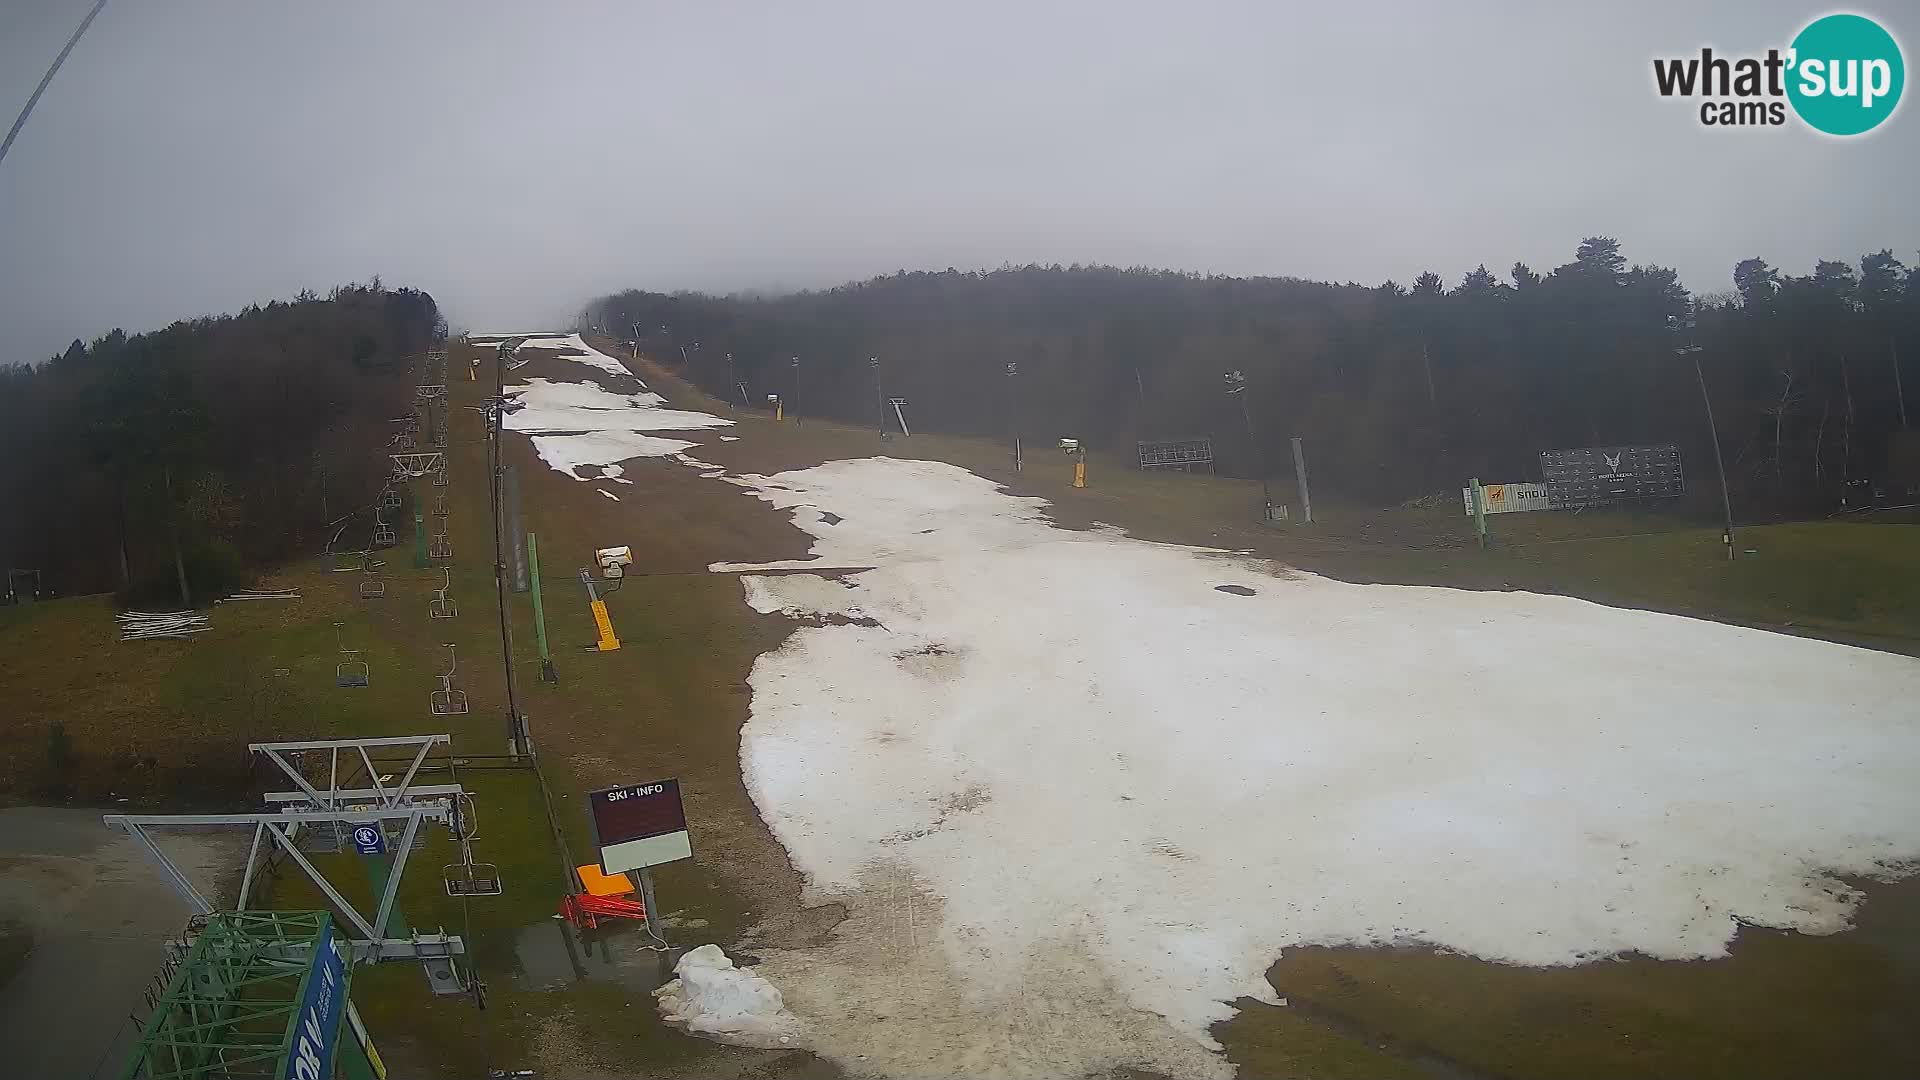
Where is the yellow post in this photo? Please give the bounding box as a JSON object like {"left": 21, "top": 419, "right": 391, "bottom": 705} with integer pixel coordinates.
{"left": 590, "top": 598, "right": 621, "bottom": 651}
{"left": 775, "top": 399, "right": 784, "bottom": 422}
{"left": 1072, "top": 454, "right": 1087, "bottom": 489}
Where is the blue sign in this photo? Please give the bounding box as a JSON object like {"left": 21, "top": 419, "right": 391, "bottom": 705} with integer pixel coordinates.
{"left": 350, "top": 824, "right": 385, "bottom": 856}
{"left": 286, "top": 922, "right": 345, "bottom": 1080}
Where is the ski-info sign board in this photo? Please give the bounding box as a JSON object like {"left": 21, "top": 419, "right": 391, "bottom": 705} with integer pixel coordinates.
{"left": 588, "top": 778, "right": 692, "bottom": 874}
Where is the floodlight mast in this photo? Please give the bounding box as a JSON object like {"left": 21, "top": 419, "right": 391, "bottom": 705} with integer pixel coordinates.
{"left": 1671, "top": 306, "right": 1735, "bottom": 561}
{"left": 1224, "top": 371, "right": 1271, "bottom": 517}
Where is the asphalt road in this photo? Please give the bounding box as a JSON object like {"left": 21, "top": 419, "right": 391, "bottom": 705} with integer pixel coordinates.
{"left": 0, "top": 806, "right": 236, "bottom": 1080}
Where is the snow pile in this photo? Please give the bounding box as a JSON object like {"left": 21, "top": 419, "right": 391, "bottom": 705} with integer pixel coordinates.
{"left": 654, "top": 944, "right": 802, "bottom": 1048}
{"left": 721, "top": 456, "right": 1920, "bottom": 1079}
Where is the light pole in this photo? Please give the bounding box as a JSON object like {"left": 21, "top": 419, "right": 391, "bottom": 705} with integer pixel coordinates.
{"left": 1224, "top": 371, "right": 1270, "bottom": 518}
{"left": 870, "top": 357, "right": 887, "bottom": 436}
{"left": 1671, "top": 307, "right": 1735, "bottom": 561}
{"left": 490, "top": 340, "right": 530, "bottom": 756}
{"left": 1004, "top": 361, "right": 1022, "bottom": 472}
{"left": 790, "top": 356, "right": 801, "bottom": 425}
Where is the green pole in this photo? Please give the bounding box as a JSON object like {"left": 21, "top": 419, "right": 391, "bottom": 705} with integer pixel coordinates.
{"left": 412, "top": 503, "right": 428, "bottom": 569}
{"left": 529, "top": 532, "right": 556, "bottom": 683}
{"left": 1470, "top": 477, "right": 1488, "bottom": 549}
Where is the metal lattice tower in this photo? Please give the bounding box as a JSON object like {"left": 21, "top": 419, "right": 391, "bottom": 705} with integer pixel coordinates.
{"left": 120, "top": 910, "right": 362, "bottom": 1080}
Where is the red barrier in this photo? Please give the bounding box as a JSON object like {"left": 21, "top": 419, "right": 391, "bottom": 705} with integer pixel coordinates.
{"left": 559, "top": 892, "right": 648, "bottom": 930}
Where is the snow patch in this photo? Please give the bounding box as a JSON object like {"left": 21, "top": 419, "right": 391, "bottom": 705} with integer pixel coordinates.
{"left": 513, "top": 332, "right": 637, "bottom": 381}
{"left": 529, "top": 432, "right": 696, "bottom": 480}
{"left": 742, "top": 574, "right": 867, "bottom": 619}
{"left": 720, "top": 435, "right": 742, "bottom": 442}
{"left": 500, "top": 373, "right": 732, "bottom": 482}
{"left": 597, "top": 489, "right": 620, "bottom": 502}
{"left": 724, "top": 455, "right": 1920, "bottom": 1079}
{"left": 654, "top": 944, "right": 802, "bottom": 1048}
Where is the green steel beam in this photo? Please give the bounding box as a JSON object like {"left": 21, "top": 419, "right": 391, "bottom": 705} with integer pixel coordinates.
{"left": 120, "top": 911, "right": 355, "bottom": 1080}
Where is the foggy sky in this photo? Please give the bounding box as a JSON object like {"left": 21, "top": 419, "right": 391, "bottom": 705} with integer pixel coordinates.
{"left": 3, "top": 1, "right": 1915, "bottom": 364}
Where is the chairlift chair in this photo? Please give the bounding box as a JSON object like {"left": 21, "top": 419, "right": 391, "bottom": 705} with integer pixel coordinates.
{"left": 334, "top": 623, "right": 370, "bottom": 687}
{"left": 359, "top": 561, "right": 386, "bottom": 600}
{"left": 372, "top": 506, "right": 397, "bottom": 548}
{"left": 429, "top": 567, "right": 457, "bottom": 619}
{"left": 444, "top": 859, "right": 502, "bottom": 897}
{"left": 324, "top": 522, "right": 362, "bottom": 572}
{"left": 429, "top": 531, "right": 452, "bottom": 560}
{"left": 432, "top": 466, "right": 448, "bottom": 488}
{"left": 429, "top": 643, "right": 469, "bottom": 716}
{"left": 381, "top": 487, "right": 403, "bottom": 511}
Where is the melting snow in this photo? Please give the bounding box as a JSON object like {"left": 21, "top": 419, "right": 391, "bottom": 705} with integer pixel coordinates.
{"left": 529, "top": 432, "right": 696, "bottom": 480}
{"left": 501, "top": 368, "right": 732, "bottom": 482}
{"left": 654, "top": 944, "right": 802, "bottom": 1048}
{"left": 597, "top": 489, "right": 620, "bottom": 502}
{"left": 721, "top": 456, "right": 1920, "bottom": 1079}
{"left": 504, "top": 379, "right": 729, "bottom": 434}
{"left": 512, "top": 332, "right": 637, "bottom": 381}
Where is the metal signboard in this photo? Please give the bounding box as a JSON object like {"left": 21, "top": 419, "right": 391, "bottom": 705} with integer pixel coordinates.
{"left": 1539, "top": 445, "right": 1684, "bottom": 508}
{"left": 1460, "top": 482, "right": 1553, "bottom": 516}
{"left": 588, "top": 778, "right": 692, "bottom": 874}
{"left": 349, "top": 823, "right": 386, "bottom": 856}
{"left": 1137, "top": 437, "right": 1214, "bottom": 471}
{"left": 285, "top": 922, "right": 346, "bottom": 1080}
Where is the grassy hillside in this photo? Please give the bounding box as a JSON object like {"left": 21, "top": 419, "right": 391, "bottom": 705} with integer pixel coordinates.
{"left": 2, "top": 336, "right": 1915, "bottom": 1078}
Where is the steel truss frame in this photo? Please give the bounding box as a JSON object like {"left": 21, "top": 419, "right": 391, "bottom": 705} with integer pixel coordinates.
{"left": 118, "top": 909, "right": 351, "bottom": 1080}
{"left": 102, "top": 736, "right": 469, "bottom": 989}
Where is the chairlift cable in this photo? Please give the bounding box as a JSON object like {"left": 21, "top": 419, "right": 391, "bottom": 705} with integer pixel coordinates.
{"left": 0, "top": 0, "right": 110, "bottom": 171}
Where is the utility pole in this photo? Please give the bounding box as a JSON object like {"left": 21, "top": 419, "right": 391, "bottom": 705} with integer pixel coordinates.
{"left": 490, "top": 340, "right": 531, "bottom": 755}
{"left": 790, "top": 356, "right": 801, "bottom": 425}
{"left": 1672, "top": 308, "right": 1735, "bottom": 561}
{"left": 1892, "top": 332, "right": 1909, "bottom": 430}
{"left": 870, "top": 357, "right": 886, "bottom": 436}
{"left": 1224, "top": 371, "right": 1270, "bottom": 519}
{"left": 1290, "top": 436, "right": 1313, "bottom": 525}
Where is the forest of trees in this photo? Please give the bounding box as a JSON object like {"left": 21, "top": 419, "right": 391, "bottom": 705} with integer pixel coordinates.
{"left": 0, "top": 282, "right": 443, "bottom": 602}
{"left": 585, "top": 238, "right": 1918, "bottom": 518}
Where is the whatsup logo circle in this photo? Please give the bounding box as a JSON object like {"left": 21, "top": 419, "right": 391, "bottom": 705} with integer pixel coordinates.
{"left": 1787, "top": 14, "right": 1904, "bottom": 135}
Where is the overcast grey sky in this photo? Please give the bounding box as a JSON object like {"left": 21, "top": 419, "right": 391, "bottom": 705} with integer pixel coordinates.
{"left": 2, "top": 1, "right": 1914, "bottom": 363}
